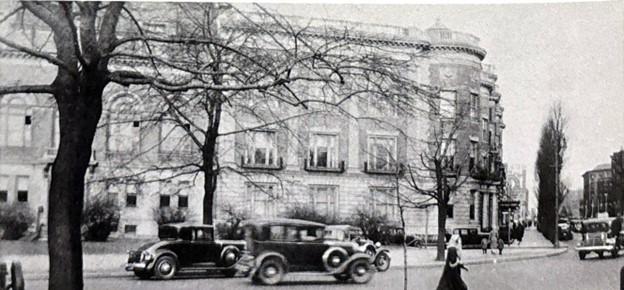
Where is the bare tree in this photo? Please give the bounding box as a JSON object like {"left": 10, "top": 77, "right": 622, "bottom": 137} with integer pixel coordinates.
{"left": 402, "top": 93, "right": 476, "bottom": 261}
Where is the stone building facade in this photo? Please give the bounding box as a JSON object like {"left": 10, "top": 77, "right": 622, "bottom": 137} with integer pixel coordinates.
{"left": 582, "top": 163, "right": 613, "bottom": 218}
{"left": 0, "top": 6, "right": 505, "bottom": 238}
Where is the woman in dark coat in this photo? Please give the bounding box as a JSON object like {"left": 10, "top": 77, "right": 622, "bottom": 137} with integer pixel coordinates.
{"left": 436, "top": 246, "right": 468, "bottom": 290}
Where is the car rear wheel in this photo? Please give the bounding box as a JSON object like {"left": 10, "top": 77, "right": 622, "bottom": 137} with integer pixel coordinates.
{"left": 349, "top": 259, "right": 373, "bottom": 284}
{"left": 375, "top": 252, "right": 391, "bottom": 272}
{"left": 598, "top": 252, "right": 605, "bottom": 259}
{"left": 154, "top": 256, "right": 177, "bottom": 280}
{"left": 578, "top": 251, "right": 586, "bottom": 260}
{"left": 256, "top": 258, "right": 285, "bottom": 285}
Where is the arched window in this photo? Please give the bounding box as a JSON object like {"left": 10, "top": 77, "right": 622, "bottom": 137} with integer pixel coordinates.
{"left": 107, "top": 94, "right": 141, "bottom": 153}
{"left": 0, "top": 96, "right": 32, "bottom": 147}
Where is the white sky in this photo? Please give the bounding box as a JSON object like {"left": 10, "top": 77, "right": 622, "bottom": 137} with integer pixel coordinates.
{"left": 254, "top": 1, "right": 624, "bottom": 200}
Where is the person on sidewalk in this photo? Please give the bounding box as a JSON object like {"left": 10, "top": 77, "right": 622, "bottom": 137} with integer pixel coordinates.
{"left": 448, "top": 234, "right": 463, "bottom": 259}
{"left": 497, "top": 237, "right": 505, "bottom": 255}
{"left": 436, "top": 246, "right": 468, "bottom": 290}
{"left": 489, "top": 231, "right": 498, "bottom": 254}
{"left": 516, "top": 221, "right": 525, "bottom": 246}
{"left": 481, "top": 237, "right": 488, "bottom": 254}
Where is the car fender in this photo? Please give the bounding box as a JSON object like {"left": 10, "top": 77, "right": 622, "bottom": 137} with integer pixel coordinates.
{"left": 154, "top": 249, "right": 179, "bottom": 266}
{"left": 220, "top": 245, "right": 241, "bottom": 260}
{"left": 255, "top": 251, "right": 288, "bottom": 269}
{"left": 322, "top": 247, "right": 349, "bottom": 272}
{"left": 374, "top": 248, "right": 390, "bottom": 259}
{"left": 330, "top": 253, "right": 372, "bottom": 274}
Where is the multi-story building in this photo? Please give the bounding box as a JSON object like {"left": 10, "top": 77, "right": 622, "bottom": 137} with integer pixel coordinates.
{"left": 0, "top": 5, "right": 505, "bottom": 238}
{"left": 582, "top": 163, "right": 613, "bottom": 218}
{"left": 611, "top": 150, "right": 624, "bottom": 215}
{"left": 504, "top": 164, "right": 529, "bottom": 221}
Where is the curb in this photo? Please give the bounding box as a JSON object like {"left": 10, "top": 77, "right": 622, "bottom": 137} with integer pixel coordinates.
{"left": 24, "top": 247, "right": 568, "bottom": 280}
{"left": 389, "top": 246, "right": 568, "bottom": 269}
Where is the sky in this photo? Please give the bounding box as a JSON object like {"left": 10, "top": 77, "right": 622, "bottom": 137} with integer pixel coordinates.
{"left": 251, "top": 1, "right": 624, "bottom": 207}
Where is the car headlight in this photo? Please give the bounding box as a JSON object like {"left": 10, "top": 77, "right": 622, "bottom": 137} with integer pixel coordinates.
{"left": 140, "top": 251, "right": 153, "bottom": 262}
{"left": 607, "top": 238, "right": 616, "bottom": 244}
{"left": 375, "top": 242, "right": 381, "bottom": 248}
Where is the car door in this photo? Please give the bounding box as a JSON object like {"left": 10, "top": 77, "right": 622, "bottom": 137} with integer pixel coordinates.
{"left": 296, "top": 227, "right": 327, "bottom": 271}
{"left": 191, "top": 228, "right": 217, "bottom": 266}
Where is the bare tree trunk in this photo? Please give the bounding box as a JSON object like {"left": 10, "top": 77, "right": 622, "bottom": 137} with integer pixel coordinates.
{"left": 48, "top": 72, "right": 104, "bottom": 290}
{"left": 202, "top": 99, "right": 222, "bottom": 225}
{"left": 436, "top": 201, "right": 447, "bottom": 261}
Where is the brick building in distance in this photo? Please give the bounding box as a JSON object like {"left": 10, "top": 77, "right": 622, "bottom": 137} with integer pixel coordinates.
{"left": 0, "top": 4, "right": 506, "bottom": 238}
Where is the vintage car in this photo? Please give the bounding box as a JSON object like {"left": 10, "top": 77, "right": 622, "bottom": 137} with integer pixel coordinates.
{"left": 449, "top": 227, "right": 490, "bottom": 249}
{"left": 558, "top": 219, "right": 573, "bottom": 241}
{"left": 576, "top": 218, "right": 622, "bottom": 260}
{"left": 237, "top": 218, "right": 374, "bottom": 285}
{"left": 125, "top": 223, "right": 245, "bottom": 279}
{"left": 325, "top": 225, "right": 391, "bottom": 272}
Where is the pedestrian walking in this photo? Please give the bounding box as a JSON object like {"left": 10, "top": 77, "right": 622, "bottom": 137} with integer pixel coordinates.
{"left": 436, "top": 246, "right": 468, "bottom": 290}
{"left": 448, "top": 234, "right": 463, "bottom": 259}
{"left": 497, "top": 237, "right": 505, "bottom": 255}
{"left": 516, "top": 222, "right": 525, "bottom": 246}
{"left": 480, "top": 237, "right": 488, "bottom": 254}
{"left": 489, "top": 231, "right": 497, "bottom": 254}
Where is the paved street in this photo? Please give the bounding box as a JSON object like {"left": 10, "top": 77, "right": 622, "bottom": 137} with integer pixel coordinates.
{"left": 24, "top": 240, "right": 622, "bottom": 290}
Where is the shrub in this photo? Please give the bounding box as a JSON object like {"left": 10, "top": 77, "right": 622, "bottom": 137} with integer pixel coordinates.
{"left": 216, "top": 204, "right": 248, "bottom": 240}
{"left": 348, "top": 208, "right": 388, "bottom": 243}
{"left": 153, "top": 207, "right": 188, "bottom": 225}
{"left": 0, "top": 203, "right": 35, "bottom": 240}
{"left": 82, "top": 196, "right": 120, "bottom": 241}
{"left": 282, "top": 204, "right": 343, "bottom": 225}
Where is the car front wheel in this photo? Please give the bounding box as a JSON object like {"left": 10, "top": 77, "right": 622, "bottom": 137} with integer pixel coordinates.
{"left": 349, "top": 259, "right": 373, "bottom": 284}
{"left": 598, "top": 252, "right": 605, "bottom": 259}
{"left": 154, "top": 256, "right": 177, "bottom": 280}
{"left": 255, "top": 258, "right": 285, "bottom": 285}
{"left": 375, "top": 252, "right": 391, "bottom": 272}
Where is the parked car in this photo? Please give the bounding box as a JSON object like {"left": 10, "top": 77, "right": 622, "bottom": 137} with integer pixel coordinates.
{"left": 558, "top": 219, "right": 573, "bottom": 241}
{"left": 570, "top": 218, "right": 583, "bottom": 233}
{"left": 237, "top": 218, "right": 374, "bottom": 285}
{"left": 450, "top": 227, "right": 490, "bottom": 248}
{"left": 125, "top": 223, "right": 245, "bottom": 279}
{"left": 576, "top": 218, "right": 622, "bottom": 260}
{"left": 325, "top": 225, "right": 391, "bottom": 272}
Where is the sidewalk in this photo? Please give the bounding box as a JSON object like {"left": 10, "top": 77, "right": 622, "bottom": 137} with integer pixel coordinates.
{"left": 386, "top": 227, "right": 564, "bottom": 269}
{"left": 5, "top": 228, "right": 564, "bottom": 280}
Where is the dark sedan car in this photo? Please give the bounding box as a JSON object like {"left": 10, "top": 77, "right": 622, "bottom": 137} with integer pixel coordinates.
{"left": 125, "top": 223, "right": 245, "bottom": 279}
{"left": 237, "top": 218, "right": 374, "bottom": 285}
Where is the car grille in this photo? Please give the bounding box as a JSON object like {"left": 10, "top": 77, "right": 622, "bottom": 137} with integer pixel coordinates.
{"left": 128, "top": 250, "right": 141, "bottom": 263}
{"left": 584, "top": 234, "right": 605, "bottom": 246}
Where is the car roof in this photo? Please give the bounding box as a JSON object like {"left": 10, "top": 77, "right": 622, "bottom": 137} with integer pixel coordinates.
{"left": 326, "top": 225, "right": 359, "bottom": 230}
{"left": 582, "top": 218, "right": 614, "bottom": 225}
{"left": 159, "top": 223, "right": 214, "bottom": 229}
{"left": 242, "top": 218, "right": 326, "bottom": 228}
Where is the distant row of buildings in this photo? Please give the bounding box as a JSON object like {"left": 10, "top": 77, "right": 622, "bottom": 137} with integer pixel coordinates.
{"left": 0, "top": 3, "right": 509, "bottom": 238}
{"left": 581, "top": 149, "right": 624, "bottom": 218}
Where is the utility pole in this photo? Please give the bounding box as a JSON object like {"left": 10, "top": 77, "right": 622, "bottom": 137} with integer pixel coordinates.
{"left": 554, "top": 137, "right": 560, "bottom": 249}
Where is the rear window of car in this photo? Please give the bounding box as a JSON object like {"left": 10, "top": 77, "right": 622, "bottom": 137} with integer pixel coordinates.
{"left": 158, "top": 226, "right": 178, "bottom": 240}
{"left": 300, "top": 227, "right": 323, "bottom": 241}
{"left": 584, "top": 223, "right": 609, "bottom": 233}
{"left": 269, "top": 226, "right": 299, "bottom": 241}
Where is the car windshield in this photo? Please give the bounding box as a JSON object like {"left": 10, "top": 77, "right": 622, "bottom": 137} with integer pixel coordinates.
{"left": 584, "top": 222, "right": 609, "bottom": 233}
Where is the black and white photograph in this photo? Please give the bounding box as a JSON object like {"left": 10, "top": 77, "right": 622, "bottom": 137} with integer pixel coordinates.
{"left": 0, "top": 0, "right": 622, "bottom": 289}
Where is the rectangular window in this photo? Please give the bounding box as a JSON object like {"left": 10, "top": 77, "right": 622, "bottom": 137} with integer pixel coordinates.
{"left": 308, "top": 133, "right": 338, "bottom": 168}
{"left": 24, "top": 115, "right": 32, "bottom": 125}
{"left": 126, "top": 194, "right": 137, "bottom": 207}
{"left": 368, "top": 135, "right": 397, "bottom": 171}
{"left": 309, "top": 185, "right": 338, "bottom": 217}
{"left": 370, "top": 187, "right": 398, "bottom": 219}
{"left": 245, "top": 131, "right": 278, "bottom": 167}
{"left": 124, "top": 225, "right": 137, "bottom": 234}
{"left": 470, "top": 94, "right": 479, "bottom": 119}
{"left": 178, "top": 195, "right": 189, "bottom": 208}
{"left": 469, "top": 191, "right": 476, "bottom": 220}
{"left": 470, "top": 142, "right": 478, "bottom": 169}
{"left": 248, "top": 183, "right": 278, "bottom": 218}
{"left": 0, "top": 175, "right": 8, "bottom": 203}
{"left": 109, "top": 120, "right": 136, "bottom": 152}
{"left": 16, "top": 176, "right": 28, "bottom": 202}
{"left": 439, "top": 91, "right": 456, "bottom": 119}
{"left": 447, "top": 204, "right": 454, "bottom": 218}
{"left": 160, "top": 195, "right": 170, "bottom": 208}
